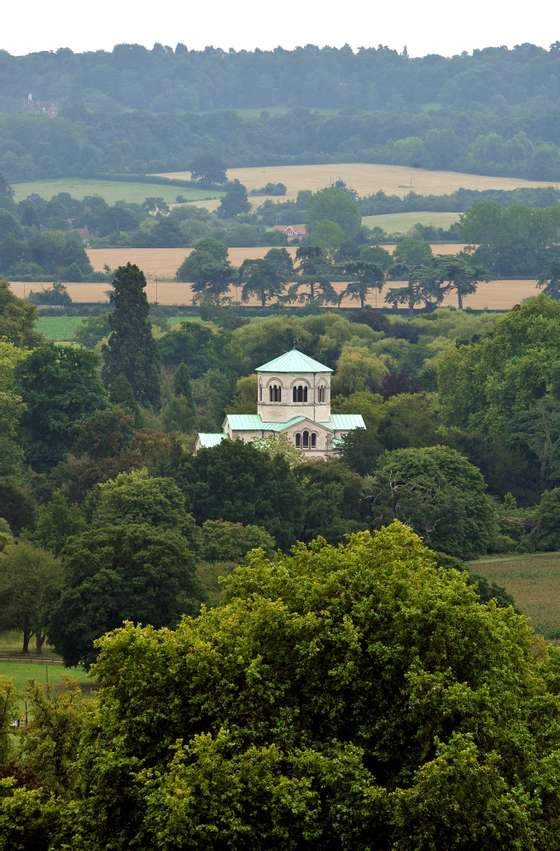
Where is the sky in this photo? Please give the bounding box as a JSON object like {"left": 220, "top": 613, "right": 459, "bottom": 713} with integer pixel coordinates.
{"left": 3, "top": 0, "right": 559, "bottom": 57}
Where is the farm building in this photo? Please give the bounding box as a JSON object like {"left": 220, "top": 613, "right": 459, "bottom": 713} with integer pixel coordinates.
{"left": 196, "top": 349, "right": 365, "bottom": 458}
{"left": 271, "top": 224, "right": 307, "bottom": 241}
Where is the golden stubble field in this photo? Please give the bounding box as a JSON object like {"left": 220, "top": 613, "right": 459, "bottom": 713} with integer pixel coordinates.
{"left": 157, "top": 162, "right": 560, "bottom": 204}
{"left": 10, "top": 278, "right": 540, "bottom": 310}
{"left": 85, "top": 243, "right": 467, "bottom": 280}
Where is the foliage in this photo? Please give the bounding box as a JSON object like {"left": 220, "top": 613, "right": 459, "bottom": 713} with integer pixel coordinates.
{"left": 0, "top": 280, "right": 38, "bottom": 347}
{"left": 369, "top": 446, "right": 497, "bottom": 558}
{"left": 217, "top": 180, "right": 250, "bottom": 218}
{"left": 0, "top": 543, "right": 63, "bottom": 653}
{"left": 76, "top": 522, "right": 560, "bottom": 847}
{"left": 102, "top": 263, "right": 161, "bottom": 408}
{"left": 16, "top": 344, "right": 106, "bottom": 470}
{"left": 49, "top": 522, "right": 199, "bottom": 667}
{"left": 28, "top": 491, "right": 86, "bottom": 556}
{"left": 199, "top": 519, "right": 275, "bottom": 562}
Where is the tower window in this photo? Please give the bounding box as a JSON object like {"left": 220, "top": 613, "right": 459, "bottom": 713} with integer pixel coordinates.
{"left": 293, "top": 385, "right": 308, "bottom": 403}
{"left": 269, "top": 384, "right": 282, "bottom": 402}
{"left": 317, "top": 385, "right": 327, "bottom": 403}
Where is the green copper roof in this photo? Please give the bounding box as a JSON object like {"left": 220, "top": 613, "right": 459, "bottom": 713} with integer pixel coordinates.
{"left": 255, "top": 349, "right": 333, "bottom": 374}
{"left": 225, "top": 414, "right": 306, "bottom": 432}
{"left": 225, "top": 413, "right": 365, "bottom": 432}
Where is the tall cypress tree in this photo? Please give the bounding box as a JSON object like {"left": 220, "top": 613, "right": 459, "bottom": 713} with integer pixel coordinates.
{"left": 102, "top": 264, "right": 161, "bottom": 408}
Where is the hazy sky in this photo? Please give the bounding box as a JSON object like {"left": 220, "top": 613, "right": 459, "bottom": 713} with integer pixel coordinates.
{"left": 3, "top": 0, "right": 559, "bottom": 56}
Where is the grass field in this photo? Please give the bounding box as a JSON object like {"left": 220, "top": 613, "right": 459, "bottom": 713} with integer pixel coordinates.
{"left": 37, "top": 315, "right": 88, "bottom": 341}
{"left": 158, "top": 162, "right": 560, "bottom": 202}
{"left": 472, "top": 552, "right": 560, "bottom": 638}
{"left": 0, "top": 660, "right": 90, "bottom": 693}
{"left": 12, "top": 178, "right": 222, "bottom": 206}
{"left": 363, "top": 211, "right": 461, "bottom": 233}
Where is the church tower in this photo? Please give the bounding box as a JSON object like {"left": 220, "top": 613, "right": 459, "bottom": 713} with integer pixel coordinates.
{"left": 256, "top": 349, "right": 332, "bottom": 423}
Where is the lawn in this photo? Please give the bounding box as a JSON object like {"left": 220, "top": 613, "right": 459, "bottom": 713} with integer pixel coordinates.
{"left": 37, "top": 315, "right": 88, "bottom": 341}
{"left": 362, "top": 211, "right": 461, "bottom": 233}
{"left": 12, "top": 178, "right": 222, "bottom": 206}
{"left": 158, "top": 162, "right": 560, "bottom": 201}
{"left": 0, "top": 660, "right": 90, "bottom": 693}
{"left": 471, "top": 552, "right": 560, "bottom": 639}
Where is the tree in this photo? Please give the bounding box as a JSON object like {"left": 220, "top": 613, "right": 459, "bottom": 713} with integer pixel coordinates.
{"left": 80, "top": 522, "right": 560, "bottom": 847}
{"left": 368, "top": 446, "right": 497, "bottom": 558}
{"left": 339, "top": 261, "right": 385, "bottom": 308}
{"left": 175, "top": 439, "right": 304, "bottom": 550}
{"left": 385, "top": 263, "right": 443, "bottom": 313}
{"left": 189, "top": 152, "right": 227, "bottom": 184}
{"left": 217, "top": 180, "right": 250, "bottom": 218}
{"left": 435, "top": 252, "right": 487, "bottom": 309}
{"left": 238, "top": 248, "right": 293, "bottom": 306}
{"left": 537, "top": 255, "right": 560, "bottom": 299}
{"left": 176, "top": 240, "right": 234, "bottom": 304}
{"left": 29, "top": 492, "right": 86, "bottom": 556}
{"left": 0, "top": 279, "right": 39, "bottom": 347}
{"left": 199, "top": 519, "right": 275, "bottom": 562}
{"left": 0, "top": 543, "right": 63, "bottom": 653}
{"left": 289, "top": 246, "right": 336, "bottom": 304}
{"left": 306, "top": 186, "right": 361, "bottom": 239}
{"left": 16, "top": 345, "right": 106, "bottom": 470}
{"left": 531, "top": 488, "right": 560, "bottom": 550}
{"left": 49, "top": 523, "right": 199, "bottom": 667}
{"left": 102, "top": 264, "right": 161, "bottom": 408}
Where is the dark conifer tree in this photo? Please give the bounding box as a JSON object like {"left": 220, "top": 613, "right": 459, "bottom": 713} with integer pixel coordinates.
{"left": 102, "top": 264, "right": 161, "bottom": 408}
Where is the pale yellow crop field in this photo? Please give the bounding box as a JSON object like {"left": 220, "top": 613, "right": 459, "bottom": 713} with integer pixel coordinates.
{"left": 86, "top": 244, "right": 469, "bottom": 280}
{"left": 10, "top": 278, "right": 540, "bottom": 310}
{"left": 86, "top": 247, "right": 299, "bottom": 278}
{"left": 157, "top": 163, "right": 560, "bottom": 201}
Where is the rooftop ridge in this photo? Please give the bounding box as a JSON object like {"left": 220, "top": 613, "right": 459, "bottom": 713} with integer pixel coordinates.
{"left": 255, "top": 348, "right": 333, "bottom": 374}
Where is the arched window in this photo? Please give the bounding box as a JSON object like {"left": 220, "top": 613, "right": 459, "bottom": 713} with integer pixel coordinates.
{"left": 311, "top": 432, "right": 317, "bottom": 448}
{"left": 259, "top": 384, "right": 262, "bottom": 401}
{"left": 295, "top": 433, "right": 301, "bottom": 448}
{"left": 293, "top": 385, "right": 308, "bottom": 403}
{"left": 269, "top": 384, "right": 282, "bottom": 402}
{"left": 317, "top": 385, "right": 326, "bottom": 403}
{"left": 302, "top": 430, "right": 309, "bottom": 448}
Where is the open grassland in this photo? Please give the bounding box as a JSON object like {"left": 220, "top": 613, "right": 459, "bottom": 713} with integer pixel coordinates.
{"left": 158, "top": 162, "right": 560, "bottom": 202}
{"left": 37, "top": 315, "right": 89, "bottom": 341}
{"left": 12, "top": 178, "right": 222, "bottom": 206}
{"left": 471, "top": 552, "right": 560, "bottom": 638}
{"left": 0, "top": 660, "right": 89, "bottom": 693}
{"left": 11, "top": 277, "right": 540, "bottom": 309}
{"left": 363, "top": 211, "right": 461, "bottom": 233}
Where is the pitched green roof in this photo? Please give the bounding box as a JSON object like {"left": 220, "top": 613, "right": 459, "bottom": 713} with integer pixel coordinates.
{"left": 225, "top": 413, "right": 365, "bottom": 433}
{"left": 255, "top": 349, "right": 333, "bottom": 374}
{"left": 225, "top": 414, "right": 306, "bottom": 432}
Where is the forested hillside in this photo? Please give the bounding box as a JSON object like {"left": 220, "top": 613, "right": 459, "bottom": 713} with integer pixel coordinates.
{"left": 1, "top": 43, "right": 560, "bottom": 180}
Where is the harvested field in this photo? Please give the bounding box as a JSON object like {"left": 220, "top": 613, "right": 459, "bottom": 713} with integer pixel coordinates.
{"left": 86, "top": 244, "right": 468, "bottom": 280}
{"left": 10, "top": 278, "right": 539, "bottom": 310}
{"left": 157, "top": 163, "right": 560, "bottom": 202}
{"left": 87, "top": 246, "right": 298, "bottom": 279}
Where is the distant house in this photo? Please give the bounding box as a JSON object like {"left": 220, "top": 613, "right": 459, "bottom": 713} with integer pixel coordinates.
{"left": 272, "top": 225, "right": 307, "bottom": 242}
{"left": 196, "top": 349, "right": 365, "bottom": 458}
{"left": 24, "top": 94, "right": 58, "bottom": 118}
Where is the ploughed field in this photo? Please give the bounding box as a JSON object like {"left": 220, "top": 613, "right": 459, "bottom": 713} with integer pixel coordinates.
{"left": 11, "top": 277, "right": 540, "bottom": 310}
{"left": 471, "top": 552, "right": 560, "bottom": 640}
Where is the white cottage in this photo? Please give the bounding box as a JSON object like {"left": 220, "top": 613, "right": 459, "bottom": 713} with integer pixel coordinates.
{"left": 195, "top": 349, "right": 365, "bottom": 458}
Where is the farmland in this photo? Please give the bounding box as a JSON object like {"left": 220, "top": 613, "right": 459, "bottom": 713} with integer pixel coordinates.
{"left": 158, "top": 162, "right": 560, "bottom": 202}
{"left": 36, "top": 315, "right": 89, "bottom": 341}
{"left": 471, "top": 552, "right": 560, "bottom": 639}
{"left": 363, "top": 211, "right": 461, "bottom": 233}
{"left": 11, "top": 277, "right": 540, "bottom": 310}
{"left": 11, "top": 178, "right": 222, "bottom": 206}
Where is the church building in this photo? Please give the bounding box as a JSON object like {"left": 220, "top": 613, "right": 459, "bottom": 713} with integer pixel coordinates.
{"left": 195, "top": 349, "right": 365, "bottom": 458}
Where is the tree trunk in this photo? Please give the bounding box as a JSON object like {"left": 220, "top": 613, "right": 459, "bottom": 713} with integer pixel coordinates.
{"left": 35, "top": 632, "right": 45, "bottom": 654}
{"left": 261, "top": 292, "right": 266, "bottom": 308}
{"left": 310, "top": 281, "right": 316, "bottom": 300}
{"left": 457, "top": 289, "right": 463, "bottom": 310}
{"left": 22, "top": 629, "right": 31, "bottom": 654}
